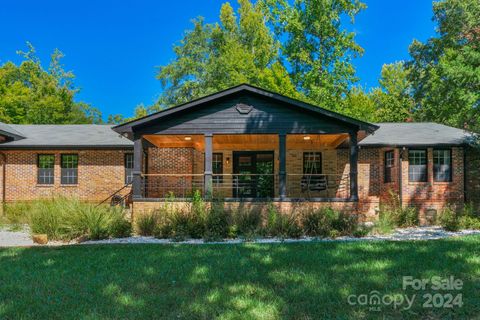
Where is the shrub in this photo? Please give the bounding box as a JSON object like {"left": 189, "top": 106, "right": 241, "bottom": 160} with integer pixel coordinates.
{"left": 4, "top": 202, "right": 31, "bottom": 225}
{"left": 302, "top": 207, "right": 336, "bottom": 238}
{"left": 135, "top": 211, "right": 158, "bottom": 236}
{"left": 29, "top": 199, "right": 66, "bottom": 239}
{"left": 204, "top": 202, "right": 229, "bottom": 241}
{"left": 266, "top": 204, "right": 302, "bottom": 239}
{"left": 169, "top": 209, "right": 191, "bottom": 241}
{"left": 380, "top": 190, "right": 419, "bottom": 228}
{"left": 459, "top": 215, "right": 480, "bottom": 230}
{"left": 439, "top": 207, "right": 459, "bottom": 231}
{"left": 235, "top": 207, "right": 263, "bottom": 238}
{"left": 372, "top": 210, "right": 396, "bottom": 235}
{"left": 25, "top": 197, "right": 130, "bottom": 241}
{"left": 394, "top": 207, "right": 419, "bottom": 227}
{"left": 188, "top": 190, "right": 207, "bottom": 239}
{"left": 109, "top": 216, "right": 132, "bottom": 238}
{"left": 331, "top": 211, "right": 358, "bottom": 236}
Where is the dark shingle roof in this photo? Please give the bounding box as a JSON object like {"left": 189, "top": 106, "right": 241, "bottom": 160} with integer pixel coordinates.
{"left": 0, "top": 124, "right": 133, "bottom": 149}
{"left": 0, "top": 122, "right": 473, "bottom": 149}
{"left": 359, "top": 122, "right": 473, "bottom": 147}
{"left": 0, "top": 122, "right": 25, "bottom": 140}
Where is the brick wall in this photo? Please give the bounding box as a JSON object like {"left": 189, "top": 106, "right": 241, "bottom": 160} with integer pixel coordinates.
{"left": 0, "top": 149, "right": 131, "bottom": 203}
{"left": 0, "top": 145, "right": 469, "bottom": 222}
{"left": 146, "top": 147, "right": 196, "bottom": 198}
{"left": 465, "top": 147, "right": 480, "bottom": 210}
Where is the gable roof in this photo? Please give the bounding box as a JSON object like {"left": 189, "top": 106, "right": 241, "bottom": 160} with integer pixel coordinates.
{"left": 0, "top": 122, "right": 26, "bottom": 141}
{"left": 359, "top": 122, "right": 474, "bottom": 147}
{"left": 112, "top": 84, "right": 379, "bottom": 135}
{"left": 0, "top": 124, "right": 132, "bottom": 149}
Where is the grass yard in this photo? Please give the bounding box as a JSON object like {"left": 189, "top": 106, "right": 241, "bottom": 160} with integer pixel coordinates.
{"left": 1, "top": 237, "right": 479, "bottom": 319}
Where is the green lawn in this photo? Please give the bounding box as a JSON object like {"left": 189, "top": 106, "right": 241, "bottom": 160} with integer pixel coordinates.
{"left": 1, "top": 237, "right": 479, "bottom": 319}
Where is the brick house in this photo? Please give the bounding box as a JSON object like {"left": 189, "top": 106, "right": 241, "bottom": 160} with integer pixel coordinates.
{"left": 0, "top": 84, "right": 478, "bottom": 221}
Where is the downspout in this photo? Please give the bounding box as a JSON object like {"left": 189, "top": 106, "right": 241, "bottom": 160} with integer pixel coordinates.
{"left": 398, "top": 147, "right": 403, "bottom": 208}
{"left": 0, "top": 152, "right": 6, "bottom": 214}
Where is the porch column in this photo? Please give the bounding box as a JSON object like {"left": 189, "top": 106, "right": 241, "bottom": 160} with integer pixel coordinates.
{"left": 349, "top": 131, "right": 359, "bottom": 201}
{"left": 132, "top": 137, "right": 144, "bottom": 199}
{"left": 204, "top": 133, "right": 213, "bottom": 198}
{"left": 279, "top": 134, "right": 287, "bottom": 200}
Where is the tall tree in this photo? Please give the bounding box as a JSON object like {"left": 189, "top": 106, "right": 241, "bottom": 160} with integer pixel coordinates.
{"left": 371, "top": 62, "right": 414, "bottom": 122}
{"left": 0, "top": 43, "right": 101, "bottom": 124}
{"left": 407, "top": 0, "right": 480, "bottom": 130}
{"left": 155, "top": 0, "right": 297, "bottom": 110}
{"left": 262, "top": 0, "right": 366, "bottom": 110}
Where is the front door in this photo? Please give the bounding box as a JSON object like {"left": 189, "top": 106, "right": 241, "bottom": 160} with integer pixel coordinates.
{"left": 233, "top": 151, "right": 274, "bottom": 198}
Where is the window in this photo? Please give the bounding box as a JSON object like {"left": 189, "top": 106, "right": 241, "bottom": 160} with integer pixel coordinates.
{"left": 61, "top": 154, "right": 78, "bottom": 185}
{"left": 384, "top": 150, "right": 394, "bottom": 183}
{"left": 213, "top": 153, "right": 223, "bottom": 183}
{"left": 125, "top": 153, "right": 134, "bottom": 184}
{"left": 434, "top": 149, "right": 452, "bottom": 182}
{"left": 303, "top": 152, "right": 322, "bottom": 174}
{"left": 408, "top": 150, "right": 427, "bottom": 182}
{"left": 37, "top": 154, "right": 54, "bottom": 184}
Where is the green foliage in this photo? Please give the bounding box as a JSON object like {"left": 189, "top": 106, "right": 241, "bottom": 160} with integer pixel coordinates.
{"left": 23, "top": 197, "right": 130, "bottom": 240}
{"left": 0, "top": 43, "right": 101, "bottom": 124}
{"left": 373, "top": 210, "right": 396, "bottom": 235}
{"left": 135, "top": 212, "right": 158, "bottom": 236}
{"left": 371, "top": 62, "right": 414, "bottom": 122}
{"left": 302, "top": 207, "right": 359, "bottom": 238}
{"left": 4, "top": 202, "right": 32, "bottom": 225}
{"left": 188, "top": 190, "right": 207, "bottom": 239}
{"left": 154, "top": 0, "right": 298, "bottom": 110}
{"left": 263, "top": 0, "right": 366, "bottom": 111}
{"left": 376, "top": 191, "right": 419, "bottom": 231}
{"left": 265, "top": 204, "right": 302, "bottom": 239}
{"left": 234, "top": 207, "right": 263, "bottom": 238}
{"left": 204, "top": 202, "right": 229, "bottom": 241}
{"left": 439, "top": 207, "right": 460, "bottom": 231}
{"left": 407, "top": 0, "right": 480, "bottom": 131}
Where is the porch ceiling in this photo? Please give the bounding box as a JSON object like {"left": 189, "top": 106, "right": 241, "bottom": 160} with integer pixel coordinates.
{"left": 144, "top": 133, "right": 349, "bottom": 151}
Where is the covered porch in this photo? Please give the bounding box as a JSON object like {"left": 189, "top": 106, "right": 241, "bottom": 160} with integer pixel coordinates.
{"left": 112, "top": 84, "right": 378, "bottom": 206}
{"left": 131, "top": 132, "right": 358, "bottom": 202}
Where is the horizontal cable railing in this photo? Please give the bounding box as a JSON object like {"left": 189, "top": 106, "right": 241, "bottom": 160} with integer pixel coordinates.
{"left": 140, "top": 173, "right": 350, "bottom": 200}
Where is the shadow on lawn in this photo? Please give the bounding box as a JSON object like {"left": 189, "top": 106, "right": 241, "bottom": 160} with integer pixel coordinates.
{"left": 0, "top": 237, "right": 479, "bottom": 319}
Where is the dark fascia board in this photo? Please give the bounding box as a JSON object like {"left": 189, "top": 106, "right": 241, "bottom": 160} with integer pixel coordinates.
{"left": 0, "top": 145, "right": 133, "bottom": 150}
{"left": 0, "top": 129, "right": 25, "bottom": 141}
{"left": 112, "top": 84, "right": 379, "bottom": 135}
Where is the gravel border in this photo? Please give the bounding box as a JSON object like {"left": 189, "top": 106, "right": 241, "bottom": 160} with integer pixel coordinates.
{"left": 1, "top": 226, "right": 479, "bottom": 247}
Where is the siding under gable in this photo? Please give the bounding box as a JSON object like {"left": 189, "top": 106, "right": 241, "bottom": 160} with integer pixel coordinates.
{"left": 135, "top": 94, "right": 357, "bottom": 135}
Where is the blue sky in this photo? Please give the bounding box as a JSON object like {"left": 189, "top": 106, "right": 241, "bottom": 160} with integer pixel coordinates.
{"left": 0, "top": 0, "right": 435, "bottom": 119}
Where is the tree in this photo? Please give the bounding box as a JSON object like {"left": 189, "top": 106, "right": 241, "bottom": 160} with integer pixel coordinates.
{"left": 262, "top": 0, "right": 366, "bottom": 110}
{"left": 341, "top": 86, "right": 378, "bottom": 122}
{"left": 107, "top": 104, "right": 148, "bottom": 124}
{"left": 407, "top": 0, "right": 480, "bottom": 131}
{"left": 0, "top": 43, "right": 102, "bottom": 124}
{"left": 371, "top": 62, "right": 414, "bottom": 122}
{"left": 154, "top": 0, "right": 298, "bottom": 110}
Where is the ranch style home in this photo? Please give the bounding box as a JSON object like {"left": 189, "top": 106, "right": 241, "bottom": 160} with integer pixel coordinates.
{"left": 0, "top": 84, "right": 478, "bottom": 223}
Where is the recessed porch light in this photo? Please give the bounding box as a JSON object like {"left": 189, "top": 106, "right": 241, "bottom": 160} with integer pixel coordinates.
{"left": 184, "top": 136, "right": 192, "bottom": 141}
{"left": 303, "top": 136, "right": 311, "bottom": 140}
